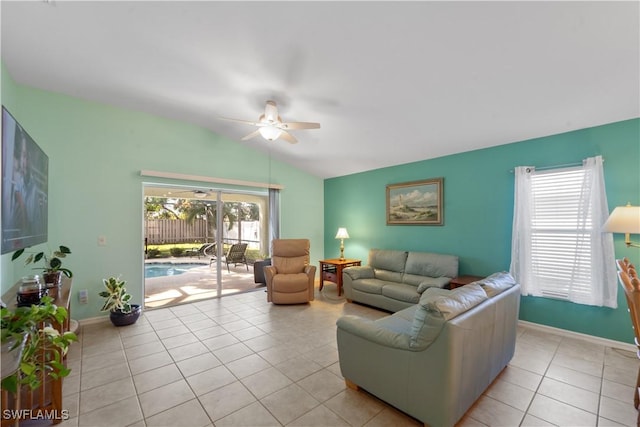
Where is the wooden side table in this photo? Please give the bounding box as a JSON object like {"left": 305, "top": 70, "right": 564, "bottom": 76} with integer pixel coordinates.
{"left": 319, "top": 258, "right": 361, "bottom": 296}
{"left": 449, "top": 275, "right": 484, "bottom": 289}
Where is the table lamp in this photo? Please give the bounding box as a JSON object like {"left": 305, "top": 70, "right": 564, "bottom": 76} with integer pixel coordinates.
{"left": 335, "top": 228, "right": 350, "bottom": 260}
{"left": 602, "top": 203, "right": 640, "bottom": 248}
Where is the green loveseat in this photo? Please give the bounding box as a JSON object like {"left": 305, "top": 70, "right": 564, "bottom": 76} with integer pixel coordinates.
{"left": 343, "top": 249, "right": 459, "bottom": 312}
{"left": 336, "top": 272, "right": 520, "bottom": 427}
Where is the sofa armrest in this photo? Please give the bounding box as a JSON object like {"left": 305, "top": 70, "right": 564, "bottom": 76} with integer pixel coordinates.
{"left": 336, "top": 315, "right": 412, "bottom": 350}
{"left": 343, "top": 266, "right": 375, "bottom": 280}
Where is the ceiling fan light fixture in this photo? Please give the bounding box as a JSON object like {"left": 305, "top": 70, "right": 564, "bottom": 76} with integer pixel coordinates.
{"left": 258, "top": 126, "right": 282, "bottom": 141}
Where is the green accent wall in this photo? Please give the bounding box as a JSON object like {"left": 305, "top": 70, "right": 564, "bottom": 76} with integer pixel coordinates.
{"left": 1, "top": 67, "right": 324, "bottom": 320}
{"left": 325, "top": 118, "right": 640, "bottom": 344}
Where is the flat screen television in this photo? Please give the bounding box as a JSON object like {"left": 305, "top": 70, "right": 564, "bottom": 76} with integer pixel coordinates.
{"left": 1, "top": 106, "right": 48, "bottom": 254}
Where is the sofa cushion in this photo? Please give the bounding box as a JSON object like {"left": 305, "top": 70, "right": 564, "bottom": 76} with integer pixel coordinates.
{"left": 381, "top": 283, "right": 421, "bottom": 304}
{"left": 369, "top": 249, "right": 408, "bottom": 273}
{"left": 343, "top": 266, "right": 375, "bottom": 281}
{"left": 415, "top": 277, "right": 452, "bottom": 293}
{"left": 405, "top": 251, "right": 459, "bottom": 279}
{"left": 474, "top": 272, "right": 516, "bottom": 297}
{"left": 374, "top": 269, "right": 403, "bottom": 283}
{"left": 419, "top": 284, "right": 488, "bottom": 321}
{"left": 351, "top": 278, "right": 386, "bottom": 295}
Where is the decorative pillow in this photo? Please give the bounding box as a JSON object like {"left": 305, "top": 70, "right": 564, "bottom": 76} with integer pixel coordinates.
{"left": 419, "top": 284, "right": 488, "bottom": 321}
{"left": 477, "top": 271, "right": 516, "bottom": 297}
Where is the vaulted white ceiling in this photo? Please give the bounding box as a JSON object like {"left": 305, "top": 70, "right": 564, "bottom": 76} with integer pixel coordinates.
{"left": 2, "top": 1, "right": 638, "bottom": 179}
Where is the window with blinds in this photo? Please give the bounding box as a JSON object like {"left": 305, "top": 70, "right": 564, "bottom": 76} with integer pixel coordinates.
{"left": 529, "top": 167, "right": 593, "bottom": 302}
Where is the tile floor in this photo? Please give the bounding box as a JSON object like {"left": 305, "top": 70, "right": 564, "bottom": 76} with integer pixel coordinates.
{"left": 59, "top": 286, "right": 639, "bottom": 427}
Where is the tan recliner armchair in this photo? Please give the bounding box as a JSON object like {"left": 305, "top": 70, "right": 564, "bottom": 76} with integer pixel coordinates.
{"left": 265, "top": 239, "right": 316, "bottom": 304}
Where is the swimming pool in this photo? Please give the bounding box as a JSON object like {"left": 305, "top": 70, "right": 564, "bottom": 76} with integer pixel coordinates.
{"left": 144, "top": 263, "right": 206, "bottom": 279}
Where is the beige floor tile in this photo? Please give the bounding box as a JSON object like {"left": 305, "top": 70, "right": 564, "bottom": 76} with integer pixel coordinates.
{"left": 176, "top": 351, "right": 222, "bottom": 377}
{"left": 213, "top": 342, "right": 254, "bottom": 363}
{"left": 144, "top": 398, "right": 211, "bottom": 427}
{"left": 187, "top": 365, "right": 237, "bottom": 396}
{"left": 275, "top": 355, "right": 323, "bottom": 382}
{"left": 464, "top": 395, "right": 524, "bottom": 426}
{"left": 80, "top": 348, "right": 127, "bottom": 374}
{"left": 202, "top": 332, "right": 240, "bottom": 351}
{"left": 498, "top": 364, "right": 542, "bottom": 391}
{"left": 598, "top": 416, "right": 631, "bottom": 426}
{"left": 240, "top": 366, "right": 292, "bottom": 399}
{"left": 240, "top": 332, "right": 277, "bottom": 352}
{"left": 297, "top": 369, "right": 346, "bottom": 402}
{"left": 167, "top": 340, "right": 209, "bottom": 362}
{"left": 288, "top": 404, "right": 350, "bottom": 426}
{"left": 599, "top": 395, "right": 639, "bottom": 426}
{"left": 484, "top": 376, "right": 535, "bottom": 411}
{"left": 551, "top": 351, "right": 603, "bottom": 376}
{"left": 260, "top": 383, "right": 320, "bottom": 425}
{"left": 79, "top": 376, "right": 136, "bottom": 414}
{"left": 601, "top": 378, "right": 635, "bottom": 404}
{"left": 194, "top": 324, "right": 229, "bottom": 340}
{"left": 124, "top": 339, "right": 166, "bottom": 359}
{"left": 527, "top": 394, "right": 597, "bottom": 426}
{"left": 324, "top": 389, "right": 385, "bottom": 426}
{"left": 128, "top": 350, "right": 173, "bottom": 375}
{"left": 604, "top": 363, "right": 638, "bottom": 387}
{"left": 77, "top": 396, "right": 143, "bottom": 427}
{"left": 133, "top": 363, "right": 183, "bottom": 394}
{"left": 545, "top": 363, "right": 602, "bottom": 392}
{"left": 138, "top": 378, "right": 195, "bottom": 417}
{"left": 214, "top": 401, "right": 280, "bottom": 426}
{"left": 185, "top": 318, "right": 218, "bottom": 332}
{"left": 537, "top": 377, "right": 599, "bottom": 413}
{"left": 519, "top": 413, "right": 555, "bottom": 426}
{"left": 80, "top": 362, "right": 131, "bottom": 391}
{"left": 364, "top": 406, "right": 422, "bottom": 426}
{"left": 225, "top": 353, "right": 271, "bottom": 378}
{"left": 198, "top": 380, "right": 257, "bottom": 421}
{"left": 161, "top": 331, "right": 199, "bottom": 349}
{"left": 154, "top": 323, "right": 191, "bottom": 339}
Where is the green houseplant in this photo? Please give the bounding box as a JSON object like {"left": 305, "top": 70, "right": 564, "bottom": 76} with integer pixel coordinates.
{"left": 0, "top": 296, "right": 77, "bottom": 395}
{"left": 99, "top": 277, "right": 142, "bottom": 327}
{"left": 12, "top": 245, "right": 73, "bottom": 293}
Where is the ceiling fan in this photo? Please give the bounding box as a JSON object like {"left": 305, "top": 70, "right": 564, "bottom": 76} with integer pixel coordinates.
{"left": 220, "top": 100, "right": 320, "bottom": 144}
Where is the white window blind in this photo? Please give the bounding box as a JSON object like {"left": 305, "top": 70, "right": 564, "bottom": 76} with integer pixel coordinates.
{"left": 529, "top": 168, "right": 592, "bottom": 299}
{"left": 510, "top": 156, "right": 617, "bottom": 308}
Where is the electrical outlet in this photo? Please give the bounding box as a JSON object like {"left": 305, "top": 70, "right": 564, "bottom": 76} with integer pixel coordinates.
{"left": 78, "top": 289, "right": 89, "bottom": 304}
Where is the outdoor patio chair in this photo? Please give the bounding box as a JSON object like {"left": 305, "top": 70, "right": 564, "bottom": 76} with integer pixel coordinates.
{"left": 222, "top": 243, "right": 248, "bottom": 272}
{"left": 186, "top": 243, "right": 214, "bottom": 259}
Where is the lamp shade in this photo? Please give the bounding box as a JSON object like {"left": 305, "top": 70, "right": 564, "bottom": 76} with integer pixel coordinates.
{"left": 335, "top": 228, "right": 349, "bottom": 239}
{"left": 258, "top": 126, "right": 282, "bottom": 141}
{"left": 602, "top": 205, "right": 640, "bottom": 233}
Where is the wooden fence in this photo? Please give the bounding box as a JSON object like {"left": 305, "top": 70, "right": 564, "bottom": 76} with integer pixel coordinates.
{"left": 145, "top": 219, "right": 209, "bottom": 244}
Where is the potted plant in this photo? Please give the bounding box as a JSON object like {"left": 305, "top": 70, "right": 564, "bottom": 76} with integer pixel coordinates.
{"left": 1, "top": 296, "right": 77, "bottom": 395}
{"left": 99, "top": 277, "right": 142, "bottom": 327}
{"left": 12, "top": 245, "right": 72, "bottom": 297}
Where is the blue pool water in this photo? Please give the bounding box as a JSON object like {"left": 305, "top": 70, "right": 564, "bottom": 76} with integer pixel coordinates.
{"left": 144, "top": 263, "right": 205, "bottom": 279}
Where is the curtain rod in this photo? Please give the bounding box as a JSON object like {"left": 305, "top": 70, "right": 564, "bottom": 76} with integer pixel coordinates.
{"left": 140, "top": 170, "right": 284, "bottom": 190}
{"left": 509, "top": 158, "right": 604, "bottom": 174}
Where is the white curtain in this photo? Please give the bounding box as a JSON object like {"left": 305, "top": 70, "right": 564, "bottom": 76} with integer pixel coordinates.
{"left": 582, "top": 156, "right": 617, "bottom": 307}
{"left": 510, "top": 166, "right": 538, "bottom": 296}
{"left": 509, "top": 156, "right": 617, "bottom": 308}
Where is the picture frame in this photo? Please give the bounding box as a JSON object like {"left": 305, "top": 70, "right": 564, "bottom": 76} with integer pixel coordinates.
{"left": 386, "top": 177, "right": 444, "bottom": 225}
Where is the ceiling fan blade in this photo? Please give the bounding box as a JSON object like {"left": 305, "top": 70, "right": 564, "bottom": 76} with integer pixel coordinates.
{"left": 219, "top": 117, "right": 262, "bottom": 126}
{"left": 241, "top": 130, "right": 261, "bottom": 141}
{"left": 279, "top": 130, "right": 298, "bottom": 144}
{"left": 280, "top": 121, "right": 321, "bottom": 130}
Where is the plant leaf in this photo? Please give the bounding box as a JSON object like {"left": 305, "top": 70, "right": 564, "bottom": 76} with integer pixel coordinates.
{"left": 11, "top": 249, "right": 24, "bottom": 261}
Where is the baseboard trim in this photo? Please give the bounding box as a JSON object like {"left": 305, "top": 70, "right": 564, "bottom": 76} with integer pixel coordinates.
{"left": 79, "top": 316, "right": 110, "bottom": 326}
{"left": 519, "top": 320, "right": 636, "bottom": 352}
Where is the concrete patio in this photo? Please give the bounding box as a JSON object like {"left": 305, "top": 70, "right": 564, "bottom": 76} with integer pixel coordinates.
{"left": 144, "top": 257, "right": 264, "bottom": 309}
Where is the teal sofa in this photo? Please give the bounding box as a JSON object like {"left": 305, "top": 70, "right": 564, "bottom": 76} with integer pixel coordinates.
{"left": 336, "top": 272, "right": 520, "bottom": 427}
{"left": 343, "top": 249, "right": 459, "bottom": 312}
